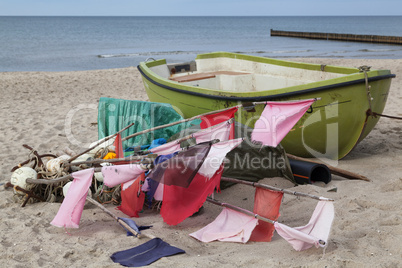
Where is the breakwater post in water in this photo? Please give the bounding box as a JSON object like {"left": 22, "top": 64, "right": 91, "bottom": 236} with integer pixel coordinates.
{"left": 270, "top": 29, "right": 402, "bottom": 45}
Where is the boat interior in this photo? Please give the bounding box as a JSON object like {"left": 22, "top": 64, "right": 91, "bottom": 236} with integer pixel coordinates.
{"left": 149, "top": 57, "right": 347, "bottom": 92}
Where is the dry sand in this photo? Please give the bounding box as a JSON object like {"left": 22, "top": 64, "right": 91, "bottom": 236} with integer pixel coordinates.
{"left": 0, "top": 59, "right": 401, "bottom": 268}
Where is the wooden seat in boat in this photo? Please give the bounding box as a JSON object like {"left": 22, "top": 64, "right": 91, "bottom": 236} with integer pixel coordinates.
{"left": 169, "top": 71, "right": 250, "bottom": 83}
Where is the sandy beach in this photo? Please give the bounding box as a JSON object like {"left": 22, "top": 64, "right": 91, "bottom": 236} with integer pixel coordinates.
{"left": 0, "top": 58, "right": 401, "bottom": 267}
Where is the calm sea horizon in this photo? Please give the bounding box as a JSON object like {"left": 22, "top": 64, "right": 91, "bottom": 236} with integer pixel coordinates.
{"left": 1, "top": 16, "right": 402, "bottom": 72}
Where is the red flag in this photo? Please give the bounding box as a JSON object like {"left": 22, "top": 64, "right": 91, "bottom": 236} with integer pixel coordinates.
{"left": 117, "top": 173, "right": 145, "bottom": 218}
{"left": 249, "top": 187, "right": 283, "bottom": 242}
{"left": 147, "top": 142, "right": 211, "bottom": 188}
{"left": 114, "top": 133, "right": 124, "bottom": 159}
{"left": 160, "top": 165, "right": 224, "bottom": 226}
{"left": 200, "top": 107, "right": 238, "bottom": 139}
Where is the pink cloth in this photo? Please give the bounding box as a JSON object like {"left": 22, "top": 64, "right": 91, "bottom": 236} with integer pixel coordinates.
{"left": 198, "top": 138, "right": 243, "bottom": 179}
{"left": 193, "top": 120, "right": 232, "bottom": 144}
{"left": 190, "top": 207, "right": 258, "bottom": 243}
{"left": 251, "top": 99, "right": 315, "bottom": 147}
{"left": 149, "top": 141, "right": 181, "bottom": 155}
{"left": 51, "top": 168, "right": 94, "bottom": 228}
{"left": 102, "top": 164, "right": 146, "bottom": 187}
{"left": 274, "top": 201, "right": 334, "bottom": 251}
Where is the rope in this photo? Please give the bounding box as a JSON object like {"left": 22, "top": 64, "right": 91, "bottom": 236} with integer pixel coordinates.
{"left": 371, "top": 112, "right": 402, "bottom": 120}
{"left": 359, "top": 65, "right": 402, "bottom": 121}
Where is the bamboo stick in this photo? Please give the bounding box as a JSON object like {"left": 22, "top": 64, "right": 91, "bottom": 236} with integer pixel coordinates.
{"left": 286, "top": 153, "right": 370, "bottom": 182}
{"left": 68, "top": 122, "right": 135, "bottom": 163}
{"left": 221, "top": 177, "right": 334, "bottom": 201}
{"left": 86, "top": 196, "right": 155, "bottom": 239}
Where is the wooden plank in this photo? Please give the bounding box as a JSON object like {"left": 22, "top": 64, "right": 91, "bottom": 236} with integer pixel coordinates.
{"left": 170, "top": 71, "right": 250, "bottom": 83}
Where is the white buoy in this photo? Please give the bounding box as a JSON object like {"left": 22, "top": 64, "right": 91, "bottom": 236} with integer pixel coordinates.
{"left": 46, "top": 155, "right": 70, "bottom": 174}
{"left": 63, "top": 181, "right": 92, "bottom": 197}
{"left": 94, "top": 172, "right": 104, "bottom": 182}
{"left": 10, "top": 167, "right": 37, "bottom": 195}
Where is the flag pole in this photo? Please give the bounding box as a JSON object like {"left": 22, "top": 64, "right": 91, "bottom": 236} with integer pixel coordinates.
{"left": 68, "top": 123, "right": 135, "bottom": 163}
{"left": 86, "top": 196, "right": 155, "bottom": 239}
{"left": 220, "top": 177, "right": 334, "bottom": 201}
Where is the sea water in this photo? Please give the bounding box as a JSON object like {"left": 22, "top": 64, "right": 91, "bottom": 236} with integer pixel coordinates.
{"left": 1, "top": 16, "right": 402, "bottom": 72}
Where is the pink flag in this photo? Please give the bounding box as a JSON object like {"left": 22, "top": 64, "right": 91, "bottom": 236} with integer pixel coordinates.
{"left": 193, "top": 119, "right": 232, "bottom": 144}
{"left": 149, "top": 141, "right": 181, "bottom": 155}
{"left": 190, "top": 207, "right": 258, "bottom": 243}
{"left": 150, "top": 119, "right": 232, "bottom": 155}
{"left": 251, "top": 99, "right": 315, "bottom": 147}
{"left": 274, "top": 201, "right": 334, "bottom": 251}
{"left": 198, "top": 138, "right": 243, "bottom": 179}
{"left": 51, "top": 168, "right": 94, "bottom": 228}
{"left": 102, "top": 164, "right": 146, "bottom": 187}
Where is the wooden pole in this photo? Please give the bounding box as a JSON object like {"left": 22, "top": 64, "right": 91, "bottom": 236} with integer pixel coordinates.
{"left": 221, "top": 177, "right": 334, "bottom": 201}
{"left": 64, "top": 154, "right": 156, "bottom": 167}
{"left": 86, "top": 196, "right": 155, "bottom": 239}
{"left": 206, "top": 197, "right": 275, "bottom": 224}
{"left": 286, "top": 153, "right": 370, "bottom": 182}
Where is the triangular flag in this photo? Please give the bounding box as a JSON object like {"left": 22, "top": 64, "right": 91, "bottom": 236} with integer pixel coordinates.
{"left": 251, "top": 99, "right": 315, "bottom": 147}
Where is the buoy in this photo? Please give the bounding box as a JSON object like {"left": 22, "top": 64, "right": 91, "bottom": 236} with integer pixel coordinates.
{"left": 46, "top": 155, "right": 70, "bottom": 174}
{"left": 94, "top": 172, "right": 104, "bottom": 182}
{"left": 63, "top": 181, "right": 92, "bottom": 197}
{"left": 10, "top": 167, "right": 37, "bottom": 195}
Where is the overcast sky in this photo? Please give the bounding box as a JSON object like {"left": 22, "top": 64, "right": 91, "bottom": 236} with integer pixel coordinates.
{"left": 1, "top": 0, "right": 401, "bottom": 16}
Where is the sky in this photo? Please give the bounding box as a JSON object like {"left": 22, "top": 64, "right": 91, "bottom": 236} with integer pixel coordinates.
{"left": 1, "top": 0, "right": 401, "bottom": 16}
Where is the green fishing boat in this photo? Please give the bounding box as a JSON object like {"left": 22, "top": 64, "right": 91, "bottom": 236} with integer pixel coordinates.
{"left": 137, "top": 52, "right": 395, "bottom": 159}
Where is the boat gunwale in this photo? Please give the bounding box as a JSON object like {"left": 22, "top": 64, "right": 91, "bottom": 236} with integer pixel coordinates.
{"left": 137, "top": 64, "right": 395, "bottom": 102}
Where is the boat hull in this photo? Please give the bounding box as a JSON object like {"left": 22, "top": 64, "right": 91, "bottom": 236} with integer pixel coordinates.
{"left": 138, "top": 52, "right": 394, "bottom": 159}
